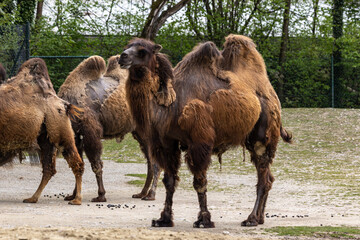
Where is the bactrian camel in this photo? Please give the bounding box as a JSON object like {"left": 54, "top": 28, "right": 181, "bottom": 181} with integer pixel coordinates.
{"left": 118, "top": 35, "right": 292, "bottom": 228}
{"left": 58, "top": 55, "right": 160, "bottom": 202}
{"left": 0, "top": 58, "right": 84, "bottom": 205}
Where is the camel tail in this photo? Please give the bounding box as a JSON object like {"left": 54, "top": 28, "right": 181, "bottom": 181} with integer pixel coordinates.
{"left": 65, "top": 103, "right": 84, "bottom": 122}
{"left": 280, "top": 125, "right": 293, "bottom": 144}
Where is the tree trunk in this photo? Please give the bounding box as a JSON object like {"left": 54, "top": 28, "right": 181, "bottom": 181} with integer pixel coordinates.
{"left": 140, "top": 0, "right": 191, "bottom": 41}
{"left": 332, "top": 0, "right": 344, "bottom": 107}
{"left": 278, "top": 0, "right": 291, "bottom": 103}
{"left": 36, "top": 0, "right": 43, "bottom": 21}
{"left": 312, "top": 0, "right": 319, "bottom": 37}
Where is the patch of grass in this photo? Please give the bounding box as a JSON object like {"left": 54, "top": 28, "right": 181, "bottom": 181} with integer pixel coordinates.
{"left": 266, "top": 226, "right": 360, "bottom": 239}
{"left": 127, "top": 179, "right": 145, "bottom": 186}
{"left": 102, "top": 134, "right": 146, "bottom": 163}
{"left": 126, "top": 173, "right": 146, "bottom": 186}
{"left": 125, "top": 173, "right": 146, "bottom": 179}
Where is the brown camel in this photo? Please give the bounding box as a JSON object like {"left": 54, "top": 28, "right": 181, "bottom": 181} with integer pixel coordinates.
{"left": 58, "top": 55, "right": 160, "bottom": 202}
{"left": 0, "top": 63, "right": 6, "bottom": 84}
{"left": 118, "top": 35, "right": 292, "bottom": 228}
{"left": 0, "top": 58, "right": 84, "bottom": 205}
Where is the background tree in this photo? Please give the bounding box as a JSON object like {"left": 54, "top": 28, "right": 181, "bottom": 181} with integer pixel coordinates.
{"left": 332, "top": 0, "right": 344, "bottom": 107}
{"left": 278, "top": 0, "right": 291, "bottom": 103}
{"left": 140, "top": 0, "right": 191, "bottom": 40}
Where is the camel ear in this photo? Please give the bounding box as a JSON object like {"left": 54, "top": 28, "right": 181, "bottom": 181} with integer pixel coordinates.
{"left": 153, "top": 44, "right": 162, "bottom": 53}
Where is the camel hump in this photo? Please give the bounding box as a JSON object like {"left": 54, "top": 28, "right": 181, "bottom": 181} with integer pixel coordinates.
{"left": 224, "top": 34, "right": 256, "bottom": 50}
{"left": 104, "top": 55, "right": 128, "bottom": 81}
{"left": 12, "top": 58, "right": 55, "bottom": 96}
{"left": 59, "top": 56, "right": 106, "bottom": 105}
{"left": 175, "top": 41, "right": 221, "bottom": 73}
{"left": 67, "top": 55, "right": 106, "bottom": 84}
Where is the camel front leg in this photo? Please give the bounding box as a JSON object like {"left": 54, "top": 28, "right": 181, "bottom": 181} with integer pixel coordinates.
{"left": 151, "top": 171, "right": 178, "bottom": 227}
{"left": 192, "top": 173, "right": 214, "bottom": 228}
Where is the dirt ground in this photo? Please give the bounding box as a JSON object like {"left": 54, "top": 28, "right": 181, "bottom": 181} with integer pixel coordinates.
{"left": 0, "top": 156, "right": 359, "bottom": 240}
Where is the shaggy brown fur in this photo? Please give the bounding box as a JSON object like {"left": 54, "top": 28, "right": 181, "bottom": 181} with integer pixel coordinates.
{"left": 0, "top": 58, "right": 84, "bottom": 205}
{"left": 119, "top": 36, "right": 292, "bottom": 228}
{"left": 58, "top": 55, "right": 160, "bottom": 202}
{"left": 0, "top": 63, "right": 6, "bottom": 84}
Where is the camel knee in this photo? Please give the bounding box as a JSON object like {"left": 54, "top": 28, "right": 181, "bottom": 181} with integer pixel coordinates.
{"left": 63, "top": 149, "right": 84, "bottom": 176}
{"left": 193, "top": 175, "right": 207, "bottom": 193}
{"left": 162, "top": 173, "right": 179, "bottom": 192}
{"left": 254, "top": 141, "right": 266, "bottom": 156}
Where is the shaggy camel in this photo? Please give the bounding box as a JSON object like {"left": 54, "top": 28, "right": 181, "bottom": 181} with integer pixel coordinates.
{"left": 0, "top": 63, "right": 6, "bottom": 84}
{"left": 58, "top": 56, "right": 160, "bottom": 202}
{"left": 0, "top": 58, "right": 84, "bottom": 205}
{"left": 119, "top": 35, "right": 292, "bottom": 228}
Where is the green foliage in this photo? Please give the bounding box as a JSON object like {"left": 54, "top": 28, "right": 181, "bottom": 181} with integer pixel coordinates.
{"left": 1, "top": 0, "right": 359, "bottom": 107}
{"left": 14, "top": 0, "right": 36, "bottom": 25}
{"left": 266, "top": 226, "right": 360, "bottom": 238}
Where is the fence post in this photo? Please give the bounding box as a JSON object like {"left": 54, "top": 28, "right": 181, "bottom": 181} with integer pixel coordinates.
{"left": 331, "top": 54, "right": 334, "bottom": 108}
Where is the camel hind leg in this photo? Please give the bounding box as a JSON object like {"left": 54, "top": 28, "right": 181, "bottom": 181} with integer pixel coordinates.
{"left": 23, "top": 128, "right": 57, "bottom": 203}
{"left": 131, "top": 131, "right": 160, "bottom": 201}
{"left": 62, "top": 141, "right": 84, "bottom": 205}
{"left": 242, "top": 101, "right": 279, "bottom": 226}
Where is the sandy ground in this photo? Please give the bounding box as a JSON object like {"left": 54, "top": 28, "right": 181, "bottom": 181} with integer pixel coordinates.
{"left": 0, "top": 159, "right": 359, "bottom": 240}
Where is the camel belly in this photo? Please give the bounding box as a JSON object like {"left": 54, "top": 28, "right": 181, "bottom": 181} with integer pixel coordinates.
{"left": 209, "top": 89, "right": 261, "bottom": 147}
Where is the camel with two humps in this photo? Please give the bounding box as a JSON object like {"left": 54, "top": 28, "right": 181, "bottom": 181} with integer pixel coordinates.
{"left": 0, "top": 58, "right": 84, "bottom": 205}
{"left": 119, "top": 35, "right": 292, "bottom": 228}
{"left": 58, "top": 55, "right": 161, "bottom": 202}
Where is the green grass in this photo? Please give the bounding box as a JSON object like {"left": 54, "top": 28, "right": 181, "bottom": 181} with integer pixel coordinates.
{"left": 102, "top": 134, "right": 145, "bottom": 163}
{"left": 266, "top": 226, "right": 360, "bottom": 239}
{"left": 125, "top": 173, "right": 146, "bottom": 186}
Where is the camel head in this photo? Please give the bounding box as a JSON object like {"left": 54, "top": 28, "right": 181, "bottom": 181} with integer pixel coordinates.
{"left": 119, "top": 38, "right": 162, "bottom": 72}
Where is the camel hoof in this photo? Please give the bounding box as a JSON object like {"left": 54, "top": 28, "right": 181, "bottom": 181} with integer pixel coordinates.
{"left": 64, "top": 195, "right": 75, "bottom": 201}
{"left": 151, "top": 219, "right": 174, "bottom": 227}
{"left": 141, "top": 190, "right": 155, "bottom": 201}
{"left": 91, "top": 196, "right": 107, "bottom": 202}
{"left": 241, "top": 219, "right": 259, "bottom": 227}
{"left": 23, "top": 198, "right": 38, "bottom": 203}
{"left": 193, "top": 220, "right": 215, "bottom": 228}
{"left": 132, "top": 193, "right": 146, "bottom": 199}
{"left": 68, "top": 199, "right": 82, "bottom": 205}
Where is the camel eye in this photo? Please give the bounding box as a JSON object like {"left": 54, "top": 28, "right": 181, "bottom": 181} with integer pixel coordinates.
{"left": 138, "top": 49, "right": 147, "bottom": 58}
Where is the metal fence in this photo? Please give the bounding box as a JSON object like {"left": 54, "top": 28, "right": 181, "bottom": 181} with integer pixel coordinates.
{"left": 0, "top": 23, "right": 30, "bottom": 78}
